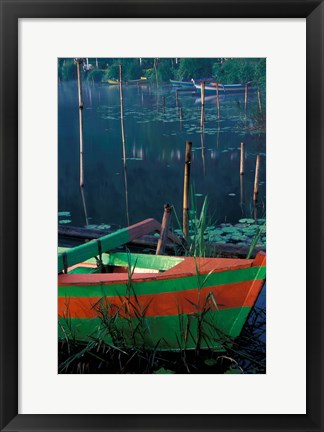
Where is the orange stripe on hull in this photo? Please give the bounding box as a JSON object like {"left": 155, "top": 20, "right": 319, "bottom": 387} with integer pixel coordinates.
{"left": 58, "top": 279, "right": 264, "bottom": 319}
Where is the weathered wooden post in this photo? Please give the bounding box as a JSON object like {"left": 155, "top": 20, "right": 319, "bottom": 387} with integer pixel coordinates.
{"left": 75, "top": 58, "right": 88, "bottom": 225}
{"left": 183, "top": 141, "right": 192, "bottom": 239}
{"left": 240, "top": 142, "right": 245, "bottom": 175}
{"left": 253, "top": 154, "right": 261, "bottom": 202}
{"left": 257, "top": 87, "right": 262, "bottom": 113}
{"left": 156, "top": 204, "right": 173, "bottom": 255}
{"left": 200, "top": 81, "right": 205, "bottom": 129}
{"left": 119, "top": 64, "right": 130, "bottom": 225}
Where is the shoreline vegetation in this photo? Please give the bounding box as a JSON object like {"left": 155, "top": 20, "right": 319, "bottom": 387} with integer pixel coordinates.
{"left": 58, "top": 57, "right": 266, "bottom": 90}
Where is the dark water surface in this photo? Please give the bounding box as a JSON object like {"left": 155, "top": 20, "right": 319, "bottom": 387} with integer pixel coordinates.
{"left": 58, "top": 81, "right": 266, "bottom": 228}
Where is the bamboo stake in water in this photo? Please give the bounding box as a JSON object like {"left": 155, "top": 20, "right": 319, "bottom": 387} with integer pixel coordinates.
{"left": 201, "top": 132, "right": 206, "bottom": 177}
{"left": 162, "top": 96, "right": 165, "bottom": 113}
{"left": 154, "top": 58, "right": 159, "bottom": 87}
{"left": 179, "top": 107, "right": 183, "bottom": 131}
{"left": 257, "top": 87, "right": 262, "bottom": 113}
{"left": 119, "top": 64, "right": 130, "bottom": 226}
{"left": 183, "top": 141, "right": 192, "bottom": 239}
{"left": 253, "top": 154, "right": 261, "bottom": 202}
{"left": 240, "top": 173, "right": 244, "bottom": 208}
{"left": 244, "top": 83, "right": 248, "bottom": 112}
{"left": 200, "top": 81, "right": 205, "bottom": 129}
{"left": 75, "top": 58, "right": 89, "bottom": 225}
{"left": 76, "top": 58, "right": 84, "bottom": 188}
{"left": 156, "top": 204, "right": 173, "bottom": 255}
{"left": 240, "top": 142, "right": 245, "bottom": 175}
{"left": 176, "top": 89, "right": 179, "bottom": 107}
{"left": 215, "top": 82, "right": 220, "bottom": 120}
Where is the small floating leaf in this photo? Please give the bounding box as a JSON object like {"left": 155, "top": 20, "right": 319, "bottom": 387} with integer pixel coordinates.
{"left": 58, "top": 211, "right": 71, "bottom": 217}
{"left": 153, "top": 368, "right": 175, "bottom": 374}
{"left": 59, "top": 219, "right": 71, "bottom": 224}
{"left": 239, "top": 218, "right": 255, "bottom": 224}
{"left": 228, "top": 193, "right": 236, "bottom": 197}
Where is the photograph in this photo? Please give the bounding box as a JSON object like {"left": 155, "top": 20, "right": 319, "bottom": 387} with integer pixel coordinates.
{"left": 57, "top": 57, "right": 267, "bottom": 374}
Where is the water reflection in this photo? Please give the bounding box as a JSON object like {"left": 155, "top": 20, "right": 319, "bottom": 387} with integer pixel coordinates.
{"left": 58, "top": 82, "right": 266, "bottom": 227}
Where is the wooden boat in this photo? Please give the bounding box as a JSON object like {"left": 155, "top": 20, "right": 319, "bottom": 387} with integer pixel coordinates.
{"left": 170, "top": 79, "right": 195, "bottom": 89}
{"left": 126, "top": 77, "right": 147, "bottom": 85}
{"left": 58, "top": 219, "right": 266, "bottom": 351}
{"left": 193, "top": 80, "right": 255, "bottom": 94}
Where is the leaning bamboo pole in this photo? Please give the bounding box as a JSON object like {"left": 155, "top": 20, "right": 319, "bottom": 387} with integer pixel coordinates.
{"left": 119, "top": 64, "right": 130, "bottom": 226}
{"left": 75, "top": 58, "right": 88, "bottom": 225}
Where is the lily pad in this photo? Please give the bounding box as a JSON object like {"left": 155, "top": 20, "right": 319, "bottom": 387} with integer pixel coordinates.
{"left": 58, "top": 211, "right": 71, "bottom": 217}
{"left": 153, "top": 368, "right": 175, "bottom": 374}
{"left": 239, "top": 218, "right": 255, "bottom": 224}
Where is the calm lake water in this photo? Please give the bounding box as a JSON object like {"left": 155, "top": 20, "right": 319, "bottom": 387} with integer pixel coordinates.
{"left": 58, "top": 81, "right": 266, "bottom": 229}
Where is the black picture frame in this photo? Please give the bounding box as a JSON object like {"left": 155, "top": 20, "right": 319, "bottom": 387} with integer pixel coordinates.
{"left": 1, "top": 1, "right": 323, "bottom": 431}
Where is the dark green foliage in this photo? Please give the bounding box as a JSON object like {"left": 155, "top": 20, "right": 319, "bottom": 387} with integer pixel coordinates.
{"left": 87, "top": 69, "right": 106, "bottom": 82}
{"left": 61, "top": 59, "right": 78, "bottom": 81}
{"left": 176, "top": 58, "right": 214, "bottom": 80}
{"left": 212, "top": 58, "right": 266, "bottom": 88}
{"left": 58, "top": 57, "right": 266, "bottom": 86}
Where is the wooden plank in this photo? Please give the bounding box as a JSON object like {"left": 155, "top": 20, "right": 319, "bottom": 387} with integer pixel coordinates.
{"left": 58, "top": 218, "right": 171, "bottom": 273}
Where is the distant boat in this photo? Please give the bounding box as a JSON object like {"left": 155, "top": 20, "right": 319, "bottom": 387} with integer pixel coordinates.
{"left": 126, "top": 77, "right": 147, "bottom": 85}
{"left": 193, "top": 80, "right": 256, "bottom": 94}
{"left": 170, "top": 79, "right": 195, "bottom": 89}
{"left": 58, "top": 218, "right": 266, "bottom": 351}
{"left": 106, "top": 79, "right": 119, "bottom": 85}
{"left": 107, "top": 77, "right": 148, "bottom": 86}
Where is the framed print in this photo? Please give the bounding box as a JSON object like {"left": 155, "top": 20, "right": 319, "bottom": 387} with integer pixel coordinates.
{"left": 0, "top": 0, "right": 323, "bottom": 431}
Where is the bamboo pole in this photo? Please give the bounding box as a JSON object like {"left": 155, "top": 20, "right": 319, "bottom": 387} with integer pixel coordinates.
{"left": 240, "top": 174, "right": 244, "bottom": 207}
{"left": 76, "top": 58, "right": 84, "bottom": 189}
{"left": 200, "top": 81, "right": 205, "bottom": 129}
{"left": 183, "top": 141, "right": 192, "bottom": 239}
{"left": 244, "top": 83, "right": 248, "bottom": 112}
{"left": 119, "top": 64, "right": 130, "bottom": 225}
{"left": 240, "top": 142, "right": 245, "bottom": 175}
{"left": 162, "top": 96, "right": 165, "bottom": 113}
{"left": 154, "top": 58, "right": 159, "bottom": 87}
{"left": 257, "top": 87, "right": 262, "bottom": 113}
{"left": 75, "top": 58, "right": 89, "bottom": 225}
{"left": 179, "top": 107, "right": 183, "bottom": 121}
{"left": 156, "top": 204, "right": 173, "bottom": 255}
{"left": 253, "top": 154, "right": 261, "bottom": 202}
{"left": 176, "top": 89, "right": 179, "bottom": 107}
{"left": 201, "top": 132, "right": 206, "bottom": 177}
{"left": 215, "top": 82, "right": 220, "bottom": 120}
